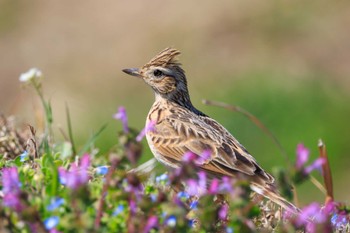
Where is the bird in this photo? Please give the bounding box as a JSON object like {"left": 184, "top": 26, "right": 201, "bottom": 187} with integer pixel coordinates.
{"left": 122, "top": 47, "right": 299, "bottom": 213}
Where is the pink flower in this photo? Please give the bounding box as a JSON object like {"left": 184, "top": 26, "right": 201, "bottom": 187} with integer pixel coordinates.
{"left": 113, "top": 106, "right": 129, "bottom": 133}
{"left": 136, "top": 120, "right": 156, "bottom": 142}
{"left": 219, "top": 203, "right": 229, "bottom": 220}
{"left": 2, "top": 167, "right": 23, "bottom": 212}
{"left": 143, "top": 215, "right": 158, "bottom": 233}
{"left": 58, "top": 154, "right": 91, "bottom": 189}
{"left": 295, "top": 144, "right": 325, "bottom": 175}
{"left": 296, "top": 144, "right": 310, "bottom": 169}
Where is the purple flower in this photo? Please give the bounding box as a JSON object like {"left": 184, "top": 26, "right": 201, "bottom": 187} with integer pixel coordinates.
{"left": 43, "top": 216, "right": 59, "bottom": 230}
{"left": 58, "top": 154, "right": 91, "bottom": 189}
{"left": 219, "top": 177, "right": 234, "bottom": 193}
{"left": 296, "top": 144, "right": 310, "bottom": 169}
{"left": 295, "top": 144, "right": 325, "bottom": 175}
{"left": 113, "top": 106, "right": 129, "bottom": 133}
{"left": 304, "top": 158, "right": 325, "bottom": 175}
{"left": 47, "top": 197, "right": 64, "bottom": 211}
{"left": 182, "top": 151, "right": 197, "bottom": 162}
{"left": 186, "top": 171, "right": 207, "bottom": 197}
{"left": 219, "top": 203, "right": 229, "bottom": 220}
{"left": 49, "top": 229, "right": 62, "bottom": 233}
{"left": 136, "top": 120, "right": 156, "bottom": 142}
{"left": 195, "top": 150, "right": 211, "bottom": 165}
{"left": 2, "top": 167, "right": 22, "bottom": 211}
{"left": 95, "top": 166, "right": 109, "bottom": 175}
{"left": 143, "top": 215, "right": 158, "bottom": 233}
{"left": 331, "top": 213, "right": 349, "bottom": 229}
{"left": 209, "top": 178, "right": 220, "bottom": 194}
{"left": 129, "top": 199, "right": 137, "bottom": 214}
{"left": 296, "top": 202, "right": 333, "bottom": 233}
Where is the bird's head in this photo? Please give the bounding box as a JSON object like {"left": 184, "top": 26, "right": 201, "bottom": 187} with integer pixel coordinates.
{"left": 122, "top": 48, "right": 189, "bottom": 99}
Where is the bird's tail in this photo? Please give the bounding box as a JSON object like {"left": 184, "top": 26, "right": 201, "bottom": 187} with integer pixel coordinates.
{"left": 250, "top": 183, "right": 300, "bottom": 215}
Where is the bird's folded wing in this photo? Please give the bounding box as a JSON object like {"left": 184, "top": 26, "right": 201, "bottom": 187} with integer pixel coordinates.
{"left": 148, "top": 114, "right": 270, "bottom": 180}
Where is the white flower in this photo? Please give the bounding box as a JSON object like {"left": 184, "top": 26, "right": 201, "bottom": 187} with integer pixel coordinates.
{"left": 19, "top": 68, "right": 42, "bottom": 83}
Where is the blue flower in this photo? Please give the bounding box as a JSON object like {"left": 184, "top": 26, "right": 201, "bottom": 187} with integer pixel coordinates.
{"left": 113, "top": 204, "right": 125, "bottom": 216}
{"left": 20, "top": 151, "right": 29, "bottom": 162}
{"left": 177, "top": 191, "right": 190, "bottom": 200}
{"left": 189, "top": 200, "right": 198, "bottom": 210}
{"left": 44, "top": 216, "right": 59, "bottom": 230}
{"left": 150, "top": 193, "right": 158, "bottom": 202}
{"left": 155, "top": 173, "right": 168, "bottom": 184}
{"left": 226, "top": 227, "right": 234, "bottom": 233}
{"left": 165, "top": 215, "right": 176, "bottom": 227}
{"left": 96, "top": 166, "right": 109, "bottom": 175}
{"left": 47, "top": 198, "right": 64, "bottom": 211}
{"left": 331, "top": 214, "right": 349, "bottom": 229}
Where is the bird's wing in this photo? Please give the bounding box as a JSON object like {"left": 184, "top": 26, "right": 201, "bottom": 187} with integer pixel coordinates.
{"left": 147, "top": 111, "right": 274, "bottom": 184}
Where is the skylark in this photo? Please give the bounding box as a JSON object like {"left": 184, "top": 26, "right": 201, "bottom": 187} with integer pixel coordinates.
{"left": 123, "top": 48, "right": 298, "bottom": 212}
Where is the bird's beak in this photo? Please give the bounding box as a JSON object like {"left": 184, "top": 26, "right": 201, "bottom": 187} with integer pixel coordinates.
{"left": 122, "top": 68, "right": 142, "bottom": 78}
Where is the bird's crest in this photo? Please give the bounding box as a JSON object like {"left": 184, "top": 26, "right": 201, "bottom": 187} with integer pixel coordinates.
{"left": 143, "top": 48, "right": 181, "bottom": 69}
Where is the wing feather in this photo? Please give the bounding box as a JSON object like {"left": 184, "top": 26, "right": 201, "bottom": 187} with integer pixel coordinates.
{"left": 147, "top": 110, "right": 274, "bottom": 185}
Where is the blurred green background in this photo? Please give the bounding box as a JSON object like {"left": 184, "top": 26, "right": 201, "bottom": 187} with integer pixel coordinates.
{"left": 1, "top": 1, "right": 349, "bottom": 204}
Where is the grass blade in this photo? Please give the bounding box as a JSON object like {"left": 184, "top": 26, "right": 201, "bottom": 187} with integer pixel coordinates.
{"left": 77, "top": 124, "right": 108, "bottom": 157}
{"left": 65, "top": 103, "right": 77, "bottom": 156}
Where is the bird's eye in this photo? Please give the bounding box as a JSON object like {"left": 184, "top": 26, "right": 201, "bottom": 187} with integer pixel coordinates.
{"left": 153, "top": 69, "right": 163, "bottom": 77}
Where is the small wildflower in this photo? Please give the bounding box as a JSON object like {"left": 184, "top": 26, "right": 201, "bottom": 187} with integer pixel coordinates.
{"left": 165, "top": 215, "right": 177, "bottom": 227}
{"left": 219, "top": 177, "right": 234, "bottom": 193}
{"left": 177, "top": 191, "right": 190, "bottom": 201}
{"left": 95, "top": 166, "right": 109, "bottom": 175}
{"left": 188, "top": 219, "right": 196, "bottom": 228}
{"left": 129, "top": 199, "right": 137, "bottom": 214}
{"left": 136, "top": 120, "right": 156, "bottom": 142}
{"left": 295, "top": 144, "right": 325, "bottom": 176}
{"left": 182, "top": 151, "right": 196, "bottom": 162}
{"left": 219, "top": 203, "right": 229, "bottom": 220}
{"left": 208, "top": 178, "right": 220, "bottom": 194}
{"left": 150, "top": 193, "right": 158, "bottom": 202}
{"left": 58, "top": 154, "right": 91, "bottom": 189}
{"left": 190, "top": 200, "right": 198, "bottom": 210}
{"left": 304, "top": 157, "right": 325, "bottom": 175}
{"left": 331, "top": 213, "right": 349, "bottom": 229}
{"left": 143, "top": 215, "right": 158, "bottom": 233}
{"left": 296, "top": 144, "right": 309, "bottom": 169}
{"left": 113, "top": 204, "right": 125, "bottom": 216}
{"left": 49, "top": 229, "right": 62, "bottom": 233}
{"left": 226, "top": 227, "right": 234, "bottom": 233}
{"left": 43, "top": 216, "right": 59, "bottom": 230}
{"left": 20, "top": 151, "right": 29, "bottom": 162}
{"left": 47, "top": 198, "right": 64, "bottom": 211}
{"left": 195, "top": 150, "right": 211, "bottom": 165}
{"left": 2, "top": 167, "right": 22, "bottom": 211}
{"left": 113, "top": 106, "right": 129, "bottom": 133}
{"left": 296, "top": 202, "right": 333, "bottom": 233}
{"left": 155, "top": 173, "right": 168, "bottom": 184}
{"left": 19, "top": 68, "right": 42, "bottom": 83}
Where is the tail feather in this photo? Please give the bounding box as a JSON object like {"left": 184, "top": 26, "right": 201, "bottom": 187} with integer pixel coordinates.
{"left": 250, "top": 183, "right": 300, "bottom": 215}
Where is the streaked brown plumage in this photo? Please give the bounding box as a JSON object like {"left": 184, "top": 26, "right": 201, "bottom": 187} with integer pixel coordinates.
{"left": 122, "top": 48, "right": 299, "bottom": 213}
